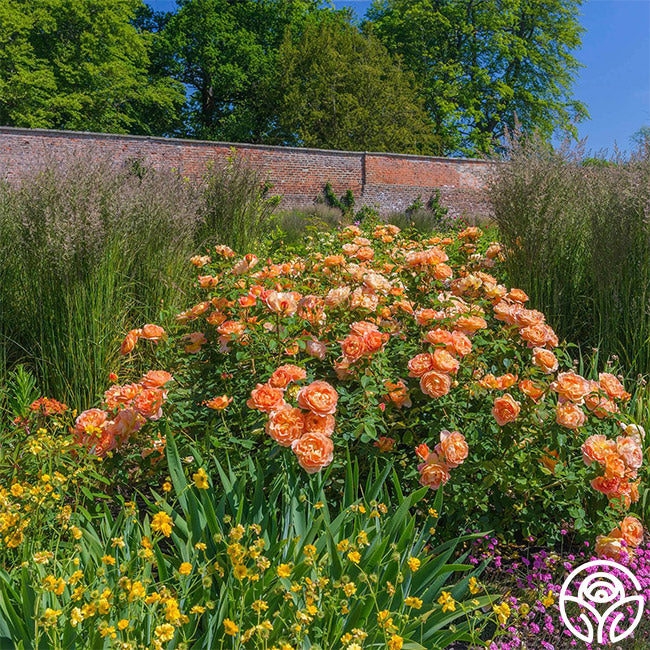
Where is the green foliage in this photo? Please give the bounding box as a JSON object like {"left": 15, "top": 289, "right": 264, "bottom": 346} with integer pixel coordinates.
{"left": 322, "top": 182, "right": 356, "bottom": 216}
{"left": 366, "top": 0, "right": 588, "bottom": 156}
{"left": 490, "top": 134, "right": 650, "bottom": 374}
{"left": 0, "top": 0, "right": 184, "bottom": 134}
{"left": 270, "top": 16, "right": 438, "bottom": 153}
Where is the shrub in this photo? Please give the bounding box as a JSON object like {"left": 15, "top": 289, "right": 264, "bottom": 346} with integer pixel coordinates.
{"left": 489, "top": 134, "right": 650, "bottom": 374}
{"left": 0, "top": 156, "right": 200, "bottom": 407}
{"left": 116, "top": 221, "right": 644, "bottom": 545}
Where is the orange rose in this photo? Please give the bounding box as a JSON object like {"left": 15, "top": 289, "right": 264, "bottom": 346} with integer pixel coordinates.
{"left": 616, "top": 436, "right": 643, "bottom": 471}
{"left": 341, "top": 334, "right": 367, "bottom": 362}
{"left": 614, "top": 516, "right": 644, "bottom": 547}
{"left": 303, "top": 411, "right": 335, "bottom": 437}
{"left": 184, "top": 332, "right": 207, "bottom": 353}
{"left": 375, "top": 436, "right": 396, "bottom": 452}
{"left": 247, "top": 383, "right": 286, "bottom": 413}
{"left": 418, "top": 461, "right": 450, "bottom": 490}
{"left": 134, "top": 388, "right": 165, "bottom": 420}
{"left": 436, "top": 430, "right": 468, "bottom": 469}
{"left": 514, "top": 308, "right": 545, "bottom": 328}
{"left": 384, "top": 380, "right": 411, "bottom": 408}
{"left": 419, "top": 371, "right": 452, "bottom": 398}
{"left": 532, "top": 347, "right": 558, "bottom": 374}
{"left": 431, "top": 349, "right": 460, "bottom": 374}
{"left": 408, "top": 353, "right": 435, "bottom": 377}
{"left": 591, "top": 475, "right": 621, "bottom": 496}
{"left": 519, "top": 379, "right": 545, "bottom": 402}
{"left": 433, "top": 263, "right": 453, "bottom": 280}
{"left": 305, "top": 338, "right": 327, "bottom": 360}
{"left": 120, "top": 329, "right": 141, "bottom": 355}
{"left": 216, "top": 320, "right": 246, "bottom": 340}
{"left": 425, "top": 329, "right": 453, "bottom": 346}
{"left": 105, "top": 408, "right": 144, "bottom": 445}
{"left": 507, "top": 288, "right": 529, "bottom": 303}
{"left": 140, "top": 324, "right": 167, "bottom": 342}
{"left": 415, "top": 309, "right": 444, "bottom": 326}
{"left": 297, "top": 381, "right": 338, "bottom": 416}
{"left": 454, "top": 315, "right": 487, "bottom": 335}
{"left": 493, "top": 300, "right": 520, "bottom": 325}
{"left": 599, "top": 373, "right": 630, "bottom": 401}
{"left": 205, "top": 395, "right": 233, "bottom": 410}
{"left": 265, "top": 291, "right": 299, "bottom": 316}
{"left": 325, "top": 286, "right": 351, "bottom": 307}
{"left": 266, "top": 405, "right": 305, "bottom": 447}
{"left": 550, "top": 372, "right": 591, "bottom": 403}
{"left": 582, "top": 434, "right": 616, "bottom": 466}
{"left": 269, "top": 364, "right": 307, "bottom": 389}
{"left": 520, "top": 323, "right": 558, "bottom": 348}
{"left": 555, "top": 402, "right": 586, "bottom": 430}
{"left": 75, "top": 408, "right": 108, "bottom": 435}
{"left": 140, "top": 370, "right": 173, "bottom": 389}
{"left": 450, "top": 330, "right": 472, "bottom": 357}
{"left": 595, "top": 535, "right": 624, "bottom": 560}
{"left": 291, "top": 432, "right": 334, "bottom": 473}
{"left": 494, "top": 373, "right": 517, "bottom": 390}
{"left": 492, "top": 394, "right": 521, "bottom": 426}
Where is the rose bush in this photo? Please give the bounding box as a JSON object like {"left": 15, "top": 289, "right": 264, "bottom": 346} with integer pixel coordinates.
{"left": 111, "top": 219, "right": 647, "bottom": 545}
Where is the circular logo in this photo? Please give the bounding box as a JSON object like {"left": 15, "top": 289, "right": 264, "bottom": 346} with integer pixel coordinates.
{"left": 559, "top": 559, "right": 645, "bottom": 644}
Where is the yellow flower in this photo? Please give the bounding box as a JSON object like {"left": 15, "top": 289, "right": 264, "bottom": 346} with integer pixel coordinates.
{"left": 337, "top": 538, "right": 350, "bottom": 552}
{"left": 151, "top": 511, "right": 173, "bottom": 537}
{"left": 233, "top": 564, "right": 248, "bottom": 580}
{"left": 70, "top": 607, "right": 84, "bottom": 627}
{"left": 388, "top": 634, "right": 403, "bottom": 650}
{"left": 356, "top": 530, "right": 369, "bottom": 546}
{"left": 541, "top": 589, "right": 555, "bottom": 607}
{"left": 195, "top": 542, "right": 207, "bottom": 551}
{"left": 179, "top": 562, "right": 192, "bottom": 576}
{"left": 99, "top": 625, "right": 116, "bottom": 639}
{"left": 155, "top": 623, "right": 175, "bottom": 642}
{"left": 277, "top": 563, "right": 291, "bottom": 578}
{"left": 303, "top": 544, "right": 317, "bottom": 558}
{"left": 129, "top": 580, "right": 146, "bottom": 601}
{"left": 223, "top": 618, "right": 239, "bottom": 636}
{"left": 10, "top": 483, "right": 24, "bottom": 497}
{"left": 438, "top": 591, "right": 455, "bottom": 613}
{"left": 111, "top": 537, "right": 125, "bottom": 548}
{"left": 407, "top": 557, "right": 420, "bottom": 572}
{"left": 101, "top": 555, "right": 116, "bottom": 566}
{"left": 117, "top": 619, "right": 129, "bottom": 631}
{"left": 493, "top": 601, "right": 511, "bottom": 625}
{"left": 71, "top": 526, "right": 82, "bottom": 540}
{"left": 469, "top": 576, "right": 480, "bottom": 594}
{"left": 519, "top": 603, "right": 530, "bottom": 616}
{"left": 190, "top": 605, "right": 206, "bottom": 614}
{"left": 42, "top": 608, "right": 61, "bottom": 626}
{"left": 343, "top": 582, "right": 357, "bottom": 596}
{"left": 163, "top": 481, "right": 172, "bottom": 492}
{"left": 404, "top": 596, "right": 423, "bottom": 609}
{"left": 347, "top": 551, "right": 361, "bottom": 564}
{"left": 193, "top": 468, "right": 209, "bottom": 489}
{"left": 252, "top": 599, "right": 268, "bottom": 612}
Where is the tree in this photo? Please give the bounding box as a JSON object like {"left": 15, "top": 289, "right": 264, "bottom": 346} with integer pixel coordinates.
{"left": 162, "top": 0, "right": 323, "bottom": 141}
{"left": 366, "top": 0, "right": 588, "bottom": 156}
{"left": 0, "top": 0, "right": 184, "bottom": 134}
{"left": 269, "top": 17, "right": 438, "bottom": 153}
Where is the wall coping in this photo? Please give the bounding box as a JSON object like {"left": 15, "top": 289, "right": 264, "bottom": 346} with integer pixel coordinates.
{"left": 0, "top": 125, "right": 491, "bottom": 165}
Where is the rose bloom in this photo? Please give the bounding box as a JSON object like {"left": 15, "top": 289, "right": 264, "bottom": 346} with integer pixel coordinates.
{"left": 450, "top": 330, "right": 472, "bottom": 357}
{"left": 120, "top": 329, "right": 140, "bottom": 355}
{"left": 612, "top": 516, "right": 644, "bottom": 548}
{"left": 493, "top": 300, "right": 520, "bottom": 325}
{"left": 436, "top": 430, "right": 468, "bottom": 469}
{"left": 325, "top": 286, "right": 351, "bottom": 307}
{"left": 104, "top": 383, "right": 142, "bottom": 409}
{"left": 197, "top": 274, "right": 219, "bottom": 288}
{"left": 519, "top": 379, "right": 545, "bottom": 402}
{"left": 297, "top": 295, "right": 326, "bottom": 325}
{"left": 266, "top": 406, "right": 305, "bottom": 447}
{"left": 105, "top": 408, "right": 144, "bottom": 445}
{"left": 514, "top": 308, "right": 545, "bottom": 328}
{"left": 297, "top": 380, "right": 338, "bottom": 416}
{"left": 205, "top": 395, "right": 233, "bottom": 410}
{"left": 303, "top": 411, "right": 335, "bottom": 437}
{"left": 305, "top": 338, "right": 327, "bottom": 360}
{"left": 430, "top": 348, "right": 460, "bottom": 374}
{"left": 454, "top": 315, "right": 487, "bottom": 335}
{"left": 189, "top": 301, "right": 210, "bottom": 317}
{"left": 599, "top": 373, "right": 630, "bottom": 400}
{"left": 291, "top": 432, "right": 334, "bottom": 473}
{"left": 216, "top": 320, "right": 246, "bottom": 341}
{"left": 247, "top": 383, "right": 286, "bottom": 412}
{"left": 555, "top": 402, "right": 586, "bottom": 430}
{"left": 341, "top": 334, "right": 367, "bottom": 362}
{"left": 585, "top": 394, "right": 619, "bottom": 419}
{"left": 507, "top": 288, "right": 529, "bottom": 303}
{"left": 375, "top": 436, "right": 396, "bottom": 452}
{"left": 206, "top": 310, "right": 227, "bottom": 326}
{"left": 323, "top": 254, "right": 345, "bottom": 267}
{"left": 425, "top": 329, "right": 453, "bottom": 346}
{"left": 494, "top": 373, "right": 517, "bottom": 390}
{"left": 269, "top": 364, "right": 307, "bottom": 389}
{"left": 591, "top": 475, "right": 621, "bottom": 497}
{"left": 419, "top": 371, "right": 452, "bottom": 398}
{"left": 595, "top": 535, "right": 624, "bottom": 561}
{"left": 581, "top": 434, "right": 616, "bottom": 466}
{"left": 531, "top": 347, "right": 559, "bottom": 374}
{"left": 140, "top": 324, "right": 166, "bottom": 342}
{"left": 134, "top": 388, "right": 165, "bottom": 420}
{"left": 433, "top": 263, "right": 453, "bottom": 280}
{"left": 363, "top": 272, "right": 392, "bottom": 294}
{"left": 616, "top": 436, "right": 643, "bottom": 471}
{"left": 384, "top": 380, "right": 411, "bottom": 408}
{"left": 492, "top": 394, "right": 521, "bottom": 426}
{"left": 550, "top": 371, "right": 591, "bottom": 403}
{"left": 190, "top": 255, "right": 211, "bottom": 267}
{"left": 75, "top": 408, "right": 108, "bottom": 435}
{"left": 265, "top": 291, "right": 299, "bottom": 316}
{"left": 520, "top": 323, "right": 558, "bottom": 348}
{"left": 408, "top": 353, "right": 436, "bottom": 377}
{"left": 415, "top": 309, "right": 445, "bottom": 326}
{"left": 418, "top": 461, "right": 450, "bottom": 490}
{"left": 238, "top": 294, "right": 256, "bottom": 308}
{"left": 349, "top": 288, "right": 379, "bottom": 311}
{"left": 140, "top": 370, "right": 173, "bottom": 389}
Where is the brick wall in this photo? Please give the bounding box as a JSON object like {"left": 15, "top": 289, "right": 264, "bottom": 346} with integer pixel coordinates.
{"left": 0, "top": 126, "right": 493, "bottom": 218}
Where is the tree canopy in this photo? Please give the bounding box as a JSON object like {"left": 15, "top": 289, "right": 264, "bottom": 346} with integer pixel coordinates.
{"left": 0, "top": 0, "right": 588, "bottom": 156}
{"left": 0, "top": 0, "right": 184, "bottom": 134}
{"left": 365, "top": 0, "right": 588, "bottom": 155}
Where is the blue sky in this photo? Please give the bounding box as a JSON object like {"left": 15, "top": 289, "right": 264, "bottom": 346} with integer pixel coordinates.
{"left": 147, "top": 0, "right": 650, "bottom": 153}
